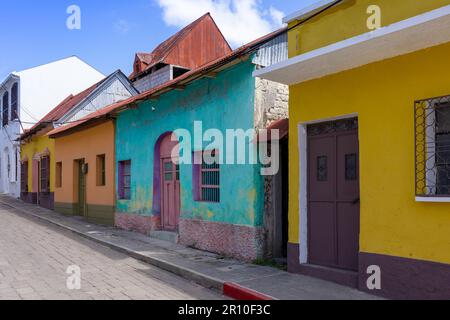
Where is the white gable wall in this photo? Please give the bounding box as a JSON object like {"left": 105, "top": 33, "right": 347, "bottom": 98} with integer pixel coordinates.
{"left": 16, "top": 56, "right": 105, "bottom": 129}
{"left": 59, "top": 77, "right": 137, "bottom": 124}
{"left": 0, "top": 56, "right": 104, "bottom": 198}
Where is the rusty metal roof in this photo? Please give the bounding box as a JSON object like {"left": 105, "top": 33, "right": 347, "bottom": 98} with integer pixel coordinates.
{"left": 130, "top": 13, "right": 232, "bottom": 80}
{"left": 48, "top": 27, "right": 287, "bottom": 138}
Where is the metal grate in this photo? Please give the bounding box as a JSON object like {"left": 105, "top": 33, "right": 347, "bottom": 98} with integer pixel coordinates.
{"left": 199, "top": 151, "right": 220, "bottom": 203}
{"left": 415, "top": 95, "right": 450, "bottom": 196}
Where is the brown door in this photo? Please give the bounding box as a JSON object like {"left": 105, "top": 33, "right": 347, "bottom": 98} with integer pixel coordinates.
{"left": 160, "top": 134, "right": 180, "bottom": 231}
{"left": 308, "top": 119, "right": 360, "bottom": 271}
{"left": 77, "top": 160, "right": 86, "bottom": 217}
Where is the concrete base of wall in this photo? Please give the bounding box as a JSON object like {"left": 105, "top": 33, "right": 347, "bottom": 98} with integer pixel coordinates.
{"left": 359, "top": 252, "right": 450, "bottom": 300}
{"left": 55, "top": 202, "right": 77, "bottom": 216}
{"left": 115, "top": 212, "right": 157, "bottom": 236}
{"left": 21, "top": 192, "right": 37, "bottom": 205}
{"left": 38, "top": 192, "right": 54, "bottom": 210}
{"left": 55, "top": 202, "right": 115, "bottom": 226}
{"left": 179, "top": 218, "right": 265, "bottom": 261}
{"left": 288, "top": 242, "right": 450, "bottom": 300}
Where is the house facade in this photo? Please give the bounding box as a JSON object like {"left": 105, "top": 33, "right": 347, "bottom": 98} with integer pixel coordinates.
{"left": 49, "top": 15, "right": 289, "bottom": 261}
{"left": 49, "top": 120, "right": 117, "bottom": 226}
{"left": 0, "top": 56, "right": 104, "bottom": 198}
{"left": 114, "top": 30, "right": 288, "bottom": 261}
{"left": 255, "top": 0, "right": 450, "bottom": 299}
{"left": 20, "top": 70, "right": 137, "bottom": 210}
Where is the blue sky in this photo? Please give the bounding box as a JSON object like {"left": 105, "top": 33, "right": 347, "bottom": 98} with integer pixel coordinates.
{"left": 0, "top": 0, "right": 318, "bottom": 79}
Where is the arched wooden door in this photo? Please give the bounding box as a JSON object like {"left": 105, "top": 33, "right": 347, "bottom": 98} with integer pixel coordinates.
{"left": 160, "top": 134, "right": 180, "bottom": 231}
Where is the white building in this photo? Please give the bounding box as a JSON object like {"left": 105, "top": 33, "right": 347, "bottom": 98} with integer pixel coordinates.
{"left": 0, "top": 56, "right": 104, "bottom": 198}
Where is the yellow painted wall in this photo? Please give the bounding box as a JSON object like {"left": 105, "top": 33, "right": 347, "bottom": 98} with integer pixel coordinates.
{"left": 21, "top": 132, "right": 55, "bottom": 192}
{"left": 53, "top": 121, "right": 115, "bottom": 207}
{"left": 288, "top": 42, "right": 450, "bottom": 264}
{"left": 288, "top": 0, "right": 450, "bottom": 58}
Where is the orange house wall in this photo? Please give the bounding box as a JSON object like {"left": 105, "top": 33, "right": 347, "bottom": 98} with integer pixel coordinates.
{"left": 53, "top": 121, "right": 115, "bottom": 207}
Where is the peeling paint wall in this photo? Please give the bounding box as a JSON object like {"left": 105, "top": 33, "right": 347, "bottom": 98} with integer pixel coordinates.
{"left": 115, "top": 60, "right": 265, "bottom": 229}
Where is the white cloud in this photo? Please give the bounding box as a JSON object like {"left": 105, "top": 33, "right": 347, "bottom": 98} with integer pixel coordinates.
{"left": 115, "top": 19, "right": 131, "bottom": 35}
{"left": 156, "top": 0, "right": 284, "bottom": 47}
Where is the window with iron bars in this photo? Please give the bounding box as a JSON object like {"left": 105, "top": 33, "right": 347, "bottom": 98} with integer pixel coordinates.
{"left": 193, "top": 150, "right": 220, "bottom": 203}
{"left": 415, "top": 95, "right": 450, "bottom": 196}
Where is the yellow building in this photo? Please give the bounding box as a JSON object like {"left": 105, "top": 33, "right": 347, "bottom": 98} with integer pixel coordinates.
{"left": 255, "top": 0, "right": 450, "bottom": 299}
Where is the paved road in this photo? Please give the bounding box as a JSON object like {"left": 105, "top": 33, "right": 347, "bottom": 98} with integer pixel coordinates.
{"left": 0, "top": 204, "right": 224, "bottom": 300}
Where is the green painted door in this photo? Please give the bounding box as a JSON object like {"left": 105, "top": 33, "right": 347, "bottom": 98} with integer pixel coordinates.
{"left": 77, "top": 160, "right": 86, "bottom": 217}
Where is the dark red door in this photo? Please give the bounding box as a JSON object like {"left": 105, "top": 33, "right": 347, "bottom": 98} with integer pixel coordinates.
{"left": 160, "top": 134, "right": 180, "bottom": 232}
{"left": 308, "top": 119, "right": 360, "bottom": 271}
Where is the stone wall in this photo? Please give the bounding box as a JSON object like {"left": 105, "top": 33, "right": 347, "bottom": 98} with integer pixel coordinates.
{"left": 254, "top": 77, "right": 289, "bottom": 129}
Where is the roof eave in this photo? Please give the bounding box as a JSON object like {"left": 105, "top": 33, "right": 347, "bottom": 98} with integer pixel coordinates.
{"left": 256, "top": 5, "right": 450, "bottom": 85}
{"left": 283, "top": 0, "right": 344, "bottom": 24}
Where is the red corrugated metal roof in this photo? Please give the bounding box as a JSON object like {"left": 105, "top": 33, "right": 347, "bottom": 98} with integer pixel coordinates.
{"left": 130, "top": 13, "right": 232, "bottom": 80}
{"left": 48, "top": 27, "right": 287, "bottom": 138}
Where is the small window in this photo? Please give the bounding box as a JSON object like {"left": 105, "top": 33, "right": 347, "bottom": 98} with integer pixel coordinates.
{"left": 118, "top": 160, "right": 131, "bottom": 200}
{"left": 345, "top": 154, "right": 357, "bottom": 181}
{"left": 11, "top": 83, "right": 18, "bottom": 121}
{"left": 2, "top": 92, "right": 9, "bottom": 127}
{"left": 56, "top": 162, "right": 62, "bottom": 188}
{"left": 96, "top": 155, "right": 106, "bottom": 186}
{"left": 40, "top": 156, "right": 50, "bottom": 193}
{"left": 415, "top": 95, "right": 450, "bottom": 196}
{"left": 317, "top": 156, "right": 328, "bottom": 182}
{"left": 194, "top": 150, "right": 220, "bottom": 203}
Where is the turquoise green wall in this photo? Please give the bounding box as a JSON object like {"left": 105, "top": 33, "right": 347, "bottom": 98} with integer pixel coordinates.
{"left": 116, "top": 60, "right": 264, "bottom": 227}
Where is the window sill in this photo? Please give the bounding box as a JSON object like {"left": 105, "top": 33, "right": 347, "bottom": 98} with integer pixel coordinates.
{"left": 416, "top": 197, "right": 450, "bottom": 203}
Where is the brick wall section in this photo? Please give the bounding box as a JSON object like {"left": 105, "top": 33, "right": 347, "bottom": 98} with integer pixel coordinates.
{"left": 179, "top": 219, "right": 265, "bottom": 261}
{"left": 254, "top": 77, "right": 289, "bottom": 129}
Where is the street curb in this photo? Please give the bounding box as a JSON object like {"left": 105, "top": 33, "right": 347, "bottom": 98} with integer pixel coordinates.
{"left": 223, "top": 283, "right": 275, "bottom": 300}
{"left": 0, "top": 200, "right": 274, "bottom": 300}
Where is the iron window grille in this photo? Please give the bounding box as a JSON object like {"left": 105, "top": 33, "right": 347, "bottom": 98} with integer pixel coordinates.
{"left": 118, "top": 160, "right": 131, "bottom": 200}
{"left": 415, "top": 95, "right": 450, "bottom": 196}
{"left": 194, "top": 150, "right": 220, "bottom": 203}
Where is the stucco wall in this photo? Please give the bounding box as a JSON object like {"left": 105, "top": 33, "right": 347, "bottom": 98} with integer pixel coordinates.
{"left": 288, "top": 42, "right": 450, "bottom": 264}
{"left": 288, "top": 0, "right": 450, "bottom": 58}
{"left": 115, "top": 60, "right": 264, "bottom": 228}
{"left": 53, "top": 121, "right": 115, "bottom": 207}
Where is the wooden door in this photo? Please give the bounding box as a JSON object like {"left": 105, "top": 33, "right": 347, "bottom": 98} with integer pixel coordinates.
{"left": 161, "top": 158, "right": 180, "bottom": 231}
{"left": 159, "top": 134, "right": 180, "bottom": 232}
{"left": 77, "top": 160, "right": 86, "bottom": 217}
{"left": 308, "top": 119, "right": 360, "bottom": 271}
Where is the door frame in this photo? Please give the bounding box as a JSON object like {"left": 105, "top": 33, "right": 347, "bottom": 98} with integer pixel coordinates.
{"left": 297, "top": 113, "right": 359, "bottom": 265}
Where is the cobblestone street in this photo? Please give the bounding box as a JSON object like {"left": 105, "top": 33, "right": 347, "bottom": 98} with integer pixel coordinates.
{"left": 0, "top": 204, "right": 224, "bottom": 300}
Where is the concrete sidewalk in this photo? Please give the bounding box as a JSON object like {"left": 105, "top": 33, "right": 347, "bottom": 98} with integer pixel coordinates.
{"left": 0, "top": 195, "right": 379, "bottom": 300}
